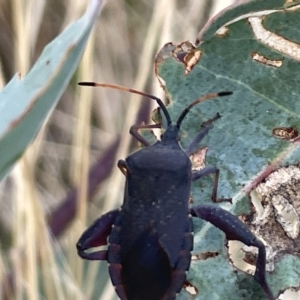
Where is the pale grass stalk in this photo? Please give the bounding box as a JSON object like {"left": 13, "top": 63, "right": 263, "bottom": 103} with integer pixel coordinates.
{"left": 26, "top": 0, "right": 46, "bottom": 52}
{"left": 33, "top": 168, "right": 66, "bottom": 299}
{"left": 11, "top": 0, "right": 37, "bottom": 299}
{"left": 12, "top": 0, "right": 30, "bottom": 73}
{"left": 62, "top": 0, "right": 89, "bottom": 28}
{"left": 21, "top": 156, "right": 68, "bottom": 300}
{"left": 10, "top": 0, "right": 64, "bottom": 299}
{"left": 0, "top": 253, "right": 11, "bottom": 299}
{"left": 38, "top": 236, "right": 64, "bottom": 299}
{"left": 84, "top": 262, "right": 101, "bottom": 300}
{"left": 69, "top": 31, "right": 95, "bottom": 292}
{"left": 181, "top": 1, "right": 210, "bottom": 40}
{"left": 10, "top": 245, "right": 24, "bottom": 300}
{"left": 0, "top": 254, "right": 3, "bottom": 298}
{"left": 0, "top": 61, "right": 5, "bottom": 88}
{"left": 11, "top": 160, "right": 38, "bottom": 300}
{"left": 38, "top": 225, "right": 75, "bottom": 299}
{"left": 211, "top": 0, "right": 236, "bottom": 16}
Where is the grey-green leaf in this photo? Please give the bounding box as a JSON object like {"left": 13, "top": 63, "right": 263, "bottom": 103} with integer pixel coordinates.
{"left": 0, "top": 0, "right": 104, "bottom": 181}
{"left": 156, "top": 0, "right": 300, "bottom": 299}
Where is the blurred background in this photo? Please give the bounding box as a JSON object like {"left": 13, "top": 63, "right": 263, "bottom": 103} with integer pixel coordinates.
{"left": 0, "top": 1, "right": 238, "bottom": 299}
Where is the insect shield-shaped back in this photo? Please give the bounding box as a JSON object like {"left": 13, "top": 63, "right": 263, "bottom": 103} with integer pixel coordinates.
{"left": 76, "top": 84, "right": 279, "bottom": 300}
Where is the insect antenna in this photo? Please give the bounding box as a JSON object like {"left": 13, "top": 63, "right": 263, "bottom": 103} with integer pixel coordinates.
{"left": 78, "top": 82, "right": 172, "bottom": 126}
{"left": 176, "top": 91, "right": 233, "bottom": 128}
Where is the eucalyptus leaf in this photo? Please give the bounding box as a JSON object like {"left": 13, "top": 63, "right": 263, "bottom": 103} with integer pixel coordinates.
{"left": 156, "top": 0, "right": 300, "bottom": 298}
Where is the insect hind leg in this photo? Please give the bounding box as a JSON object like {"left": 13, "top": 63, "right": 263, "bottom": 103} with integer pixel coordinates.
{"left": 76, "top": 209, "right": 119, "bottom": 260}
{"left": 190, "top": 205, "right": 275, "bottom": 300}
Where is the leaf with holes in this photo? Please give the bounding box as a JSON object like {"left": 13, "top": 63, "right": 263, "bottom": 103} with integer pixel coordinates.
{"left": 155, "top": 0, "right": 300, "bottom": 299}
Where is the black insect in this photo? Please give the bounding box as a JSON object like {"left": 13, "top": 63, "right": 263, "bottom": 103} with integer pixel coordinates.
{"left": 76, "top": 82, "right": 275, "bottom": 300}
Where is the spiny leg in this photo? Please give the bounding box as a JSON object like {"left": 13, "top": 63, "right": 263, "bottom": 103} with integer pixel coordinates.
{"left": 186, "top": 113, "right": 230, "bottom": 203}
{"left": 192, "top": 166, "right": 231, "bottom": 203}
{"left": 76, "top": 209, "right": 119, "bottom": 260}
{"left": 185, "top": 113, "right": 221, "bottom": 156}
{"left": 130, "top": 123, "right": 162, "bottom": 146}
{"left": 190, "top": 205, "right": 275, "bottom": 300}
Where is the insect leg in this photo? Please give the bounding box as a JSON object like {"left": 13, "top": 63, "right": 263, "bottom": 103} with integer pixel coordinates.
{"left": 118, "top": 159, "right": 128, "bottom": 176}
{"left": 190, "top": 205, "right": 275, "bottom": 300}
{"left": 192, "top": 166, "right": 231, "bottom": 203}
{"left": 130, "top": 123, "right": 161, "bottom": 146}
{"left": 185, "top": 113, "right": 220, "bottom": 156}
{"left": 76, "top": 209, "right": 119, "bottom": 260}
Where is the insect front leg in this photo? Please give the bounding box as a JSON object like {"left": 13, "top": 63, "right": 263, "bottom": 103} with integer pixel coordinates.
{"left": 130, "top": 123, "right": 162, "bottom": 146}
{"left": 76, "top": 209, "right": 119, "bottom": 260}
{"left": 118, "top": 159, "right": 128, "bottom": 176}
{"left": 190, "top": 205, "right": 275, "bottom": 300}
